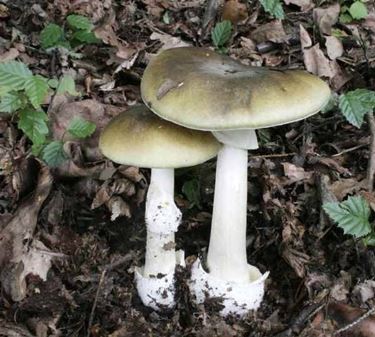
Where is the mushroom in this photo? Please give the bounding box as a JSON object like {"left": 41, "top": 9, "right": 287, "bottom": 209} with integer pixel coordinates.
{"left": 99, "top": 105, "right": 221, "bottom": 310}
{"left": 141, "top": 47, "right": 331, "bottom": 316}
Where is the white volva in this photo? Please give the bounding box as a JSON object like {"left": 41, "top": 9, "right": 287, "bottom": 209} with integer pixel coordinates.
{"left": 135, "top": 168, "right": 184, "bottom": 309}
{"left": 190, "top": 129, "right": 269, "bottom": 316}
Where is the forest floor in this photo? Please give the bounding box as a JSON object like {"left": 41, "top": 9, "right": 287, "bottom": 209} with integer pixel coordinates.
{"left": 0, "top": 0, "right": 375, "bottom": 336}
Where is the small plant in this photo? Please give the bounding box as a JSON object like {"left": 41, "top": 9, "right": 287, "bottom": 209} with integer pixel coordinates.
{"left": 338, "top": 89, "right": 375, "bottom": 128}
{"left": 211, "top": 20, "right": 233, "bottom": 53}
{"left": 182, "top": 178, "right": 202, "bottom": 209}
{"left": 259, "top": 0, "right": 285, "bottom": 20}
{"left": 339, "top": 0, "right": 368, "bottom": 23}
{"left": 40, "top": 14, "right": 100, "bottom": 50}
{"left": 323, "top": 195, "right": 375, "bottom": 246}
{"left": 0, "top": 61, "right": 96, "bottom": 167}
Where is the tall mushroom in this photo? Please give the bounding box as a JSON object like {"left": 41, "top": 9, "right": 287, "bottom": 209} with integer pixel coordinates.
{"left": 99, "top": 105, "right": 221, "bottom": 310}
{"left": 141, "top": 47, "right": 331, "bottom": 316}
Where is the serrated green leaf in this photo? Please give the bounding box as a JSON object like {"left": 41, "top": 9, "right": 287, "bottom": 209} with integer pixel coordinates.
{"left": 259, "top": 0, "right": 285, "bottom": 19}
{"left": 18, "top": 109, "right": 48, "bottom": 145}
{"left": 48, "top": 78, "right": 59, "bottom": 88}
{"left": 323, "top": 196, "right": 372, "bottom": 238}
{"left": 71, "top": 30, "right": 100, "bottom": 44}
{"left": 349, "top": 1, "right": 368, "bottom": 20}
{"left": 363, "top": 233, "right": 375, "bottom": 246}
{"left": 67, "top": 117, "right": 96, "bottom": 139}
{"left": 67, "top": 14, "right": 92, "bottom": 31}
{"left": 0, "top": 93, "right": 22, "bottom": 113}
{"left": 0, "top": 61, "right": 32, "bottom": 92}
{"left": 56, "top": 74, "right": 79, "bottom": 96}
{"left": 24, "top": 75, "right": 49, "bottom": 109}
{"left": 42, "top": 141, "right": 67, "bottom": 167}
{"left": 212, "top": 20, "right": 232, "bottom": 48}
{"left": 40, "top": 23, "right": 64, "bottom": 49}
{"left": 339, "top": 89, "right": 375, "bottom": 128}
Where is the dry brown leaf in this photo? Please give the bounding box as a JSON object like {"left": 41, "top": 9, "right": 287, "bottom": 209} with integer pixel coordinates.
{"left": 328, "top": 302, "right": 375, "bottom": 337}
{"left": 313, "top": 3, "right": 340, "bottom": 35}
{"left": 283, "top": 0, "right": 314, "bottom": 12}
{"left": 0, "top": 48, "right": 19, "bottom": 62}
{"left": 300, "top": 25, "right": 350, "bottom": 89}
{"left": 106, "top": 196, "right": 131, "bottom": 220}
{"left": 353, "top": 280, "right": 375, "bottom": 303}
{"left": 149, "top": 32, "right": 190, "bottom": 52}
{"left": 329, "top": 178, "right": 366, "bottom": 201}
{"left": 50, "top": 99, "right": 122, "bottom": 161}
{"left": 94, "top": 11, "right": 137, "bottom": 60}
{"left": 222, "top": 0, "right": 248, "bottom": 25}
{"left": 0, "top": 165, "right": 52, "bottom": 301}
{"left": 251, "top": 20, "right": 288, "bottom": 44}
{"left": 282, "top": 163, "right": 312, "bottom": 183}
{"left": 325, "top": 36, "right": 344, "bottom": 60}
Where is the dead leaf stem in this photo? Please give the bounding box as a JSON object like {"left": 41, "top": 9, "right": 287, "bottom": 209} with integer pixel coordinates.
{"left": 366, "top": 112, "right": 375, "bottom": 192}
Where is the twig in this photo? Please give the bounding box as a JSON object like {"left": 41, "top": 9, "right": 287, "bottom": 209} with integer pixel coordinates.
{"left": 251, "top": 152, "right": 296, "bottom": 159}
{"left": 86, "top": 270, "right": 106, "bottom": 337}
{"left": 332, "top": 142, "right": 369, "bottom": 157}
{"left": 333, "top": 306, "right": 375, "bottom": 336}
{"left": 86, "top": 254, "right": 133, "bottom": 337}
{"left": 366, "top": 112, "right": 375, "bottom": 191}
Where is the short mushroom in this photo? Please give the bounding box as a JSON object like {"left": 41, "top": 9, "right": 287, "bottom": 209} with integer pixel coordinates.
{"left": 141, "top": 47, "right": 331, "bottom": 316}
{"left": 99, "top": 105, "right": 221, "bottom": 310}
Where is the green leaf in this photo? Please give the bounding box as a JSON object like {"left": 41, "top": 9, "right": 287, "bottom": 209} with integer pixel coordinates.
{"left": 56, "top": 75, "right": 79, "bottom": 96}
{"left": 0, "top": 61, "right": 32, "bottom": 92}
{"left": 18, "top": 109, "right": 48, "bottom": 145}
{"left": 67, "top": 117, "right": 96, "bottom": 139}
{"left": 323, "top": 196, "right": 372, "bottom": 238}
{"left": 259, "top": 0, "right": 285, "bottom": 19}
{"left": 182, "top": 179, "right": 201, "bottom": 208}
{"left": 42, "top": 141, "right": 67, "bottom": 167}
{"left": 24, "top": 75, "right": 49, "bottom": 109}
{"left": 67, "top": 14, "right": 93, "bottom": 31}
{"left": 47, "top": 78, "right": 59, "bottom": 88}
{"left": 339, "top": 89, "right": 375, "bottom": 128}
{"left": 0, "top": 93, "right": 22, "bottom": 113}
{"left": 349, "top": 1, "right": 368, "bottom": 20}
{"left": 363, "top": 233, "right": 375, "bottom": 246}
{"left": 339, "top": 13, "right": 353, "bottom": 23}
{"left": 71, "top": 30, "right": 100, "bottom": 44}
{"left": 212, "top": 20, "right": 232, "bottom": 48}
{"left": 40, "top": 23, "right": 64, "bottom": 49}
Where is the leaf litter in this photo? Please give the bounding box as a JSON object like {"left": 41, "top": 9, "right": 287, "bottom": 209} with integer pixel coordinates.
{"left": 0, "top": 0, "right": 374, "bottom": 336}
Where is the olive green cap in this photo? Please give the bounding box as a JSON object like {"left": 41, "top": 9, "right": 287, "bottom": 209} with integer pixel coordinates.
{"left": 141, "top": 47, "right": 331, "bottom": 131}
{"left": 99, "top": 105, "right": 221, "bottom": 168}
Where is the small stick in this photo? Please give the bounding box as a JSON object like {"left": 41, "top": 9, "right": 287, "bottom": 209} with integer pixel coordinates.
{"left": 367, "top": 112, "right": 375, "bottom": 192}
{"left": 251, "top": 152, "right": 296, "bottom": 159}
{"left": 86, "top": 254, "right": 133, "bottom": 337}
{"left": 333, "top": 306, "right": 375, "bottom": 336}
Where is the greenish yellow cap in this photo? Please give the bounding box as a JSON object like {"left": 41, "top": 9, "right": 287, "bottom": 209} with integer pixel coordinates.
{"left": 99, "top": 105, "right": 221, "bottom": 168}
{"left": 141, "top": 47, "right": 331, "bottom": 131}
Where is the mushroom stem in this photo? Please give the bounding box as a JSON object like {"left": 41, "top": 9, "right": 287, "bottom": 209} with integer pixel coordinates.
{"left": 207, "top": 130, "right": 258, "bottom": 282}
{"left": 144, "top": 168, "right": 181, "bottom": 277}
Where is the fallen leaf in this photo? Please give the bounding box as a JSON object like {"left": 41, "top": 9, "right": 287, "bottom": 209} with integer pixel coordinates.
{"left": 0, "top": 165, "right": 52, "bottom": 301}
{"left": 282, "top": 162, "right": 312, "bottom": 183}
{"left": 222, "top": 0, "right": 248, "bottom": 25}
{"left": 251, "top": 20, "right": 288, "bottom": 44}
{"left": 156, "top": 79, "right": 184, "bottom": 100}
{"left": 149, "top": 32, "right": 190, "bottom": 51}
{"left": 328, "top": 302, "right": 375, "bottom": 337}
{"left": 0, "top": 48, "right": 19, "bottom": 62}
{"left": 283, "top": 0, "right": 314, "bottom": 12}
{"left": 325, "top": 36, "right": 344, "bottom": 60}
{"left": 353, "top": 280, "right": 375, "bottom": 303}
{"left": 313, "top": 3, "right": 340, "bottom": 35}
